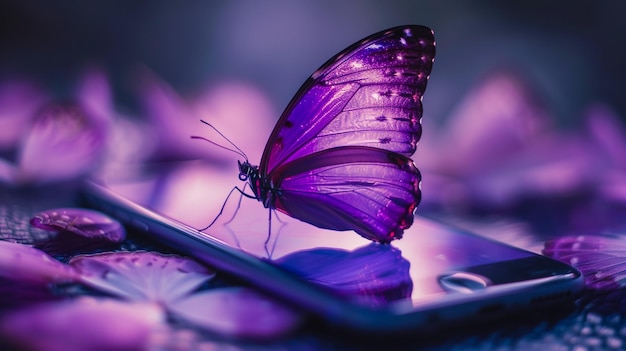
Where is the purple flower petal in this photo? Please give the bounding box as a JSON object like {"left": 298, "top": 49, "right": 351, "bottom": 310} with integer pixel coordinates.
{"left": 30, "top": 207, "right": 126, "bottom": 254}
{"left": 169, "top": 287, "right": 302, "bottom": 339}
{"left": 0, "top": 240, "right": 79, "bottom": 306}
{"left": 544, "top": 234, "right": 626, "bottom": 290}
{"left": 0, "top": 297, "right": 164, "bottom": 351}
{"left": 16, "top": 102, "right": 107, "bottom": 184}
{"left": 0, "top": 240, "right": 79, "bottom": 285}
{"left": 274, "top": 244, "right": 412, "bottom": 305}
{"left": 69, "top": 251, "right": 215, "bottom": 303}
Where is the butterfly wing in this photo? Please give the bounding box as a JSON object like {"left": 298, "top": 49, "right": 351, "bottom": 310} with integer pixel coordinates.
{"left": 269, "top": 146, "right": 420, "bottom": 242}
{"left": 260, "top": 25, "right": 435, "bottom": 175}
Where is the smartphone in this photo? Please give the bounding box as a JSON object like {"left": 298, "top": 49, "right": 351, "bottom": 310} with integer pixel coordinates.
{"left": 81, "top": 161, "right": 583, "bottom": 334}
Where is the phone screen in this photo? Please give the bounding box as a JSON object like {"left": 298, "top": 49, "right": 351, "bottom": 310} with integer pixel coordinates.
{"left": 95, "top": 161, "right": 578, "bottom": 312}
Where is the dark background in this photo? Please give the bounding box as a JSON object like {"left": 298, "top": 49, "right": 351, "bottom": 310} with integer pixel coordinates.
{"left": 1, "top": 1, "right": 625, "bottom": 128}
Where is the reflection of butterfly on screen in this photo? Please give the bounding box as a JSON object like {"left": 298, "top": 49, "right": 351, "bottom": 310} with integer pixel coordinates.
{"left": 198, "top": 25, "right": 436, "bottom": 243}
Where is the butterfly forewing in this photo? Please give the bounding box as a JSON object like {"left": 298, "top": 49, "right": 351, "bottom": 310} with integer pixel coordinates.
{"left": 260, "top": 25, "right": 435, "bottom": 175}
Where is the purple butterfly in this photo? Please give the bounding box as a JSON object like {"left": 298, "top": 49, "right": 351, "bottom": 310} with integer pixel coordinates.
{"left": 202, "top": 26, "right": 435, "bottom": 243}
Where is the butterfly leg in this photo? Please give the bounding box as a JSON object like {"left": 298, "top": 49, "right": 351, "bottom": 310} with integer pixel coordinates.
{"left": 223, "top": 182, "right": 249, "bottom": 226}
{"left": 273, "top": 210, "right": 287, "bottom": 225}
{"left": 264, "top": 209, "right": 273, "bottom": 259}
{"left": 198, "top": 184, "right": 255, "bottom": 231}
{"left": 264, "top": 209, "right": 287, "bottom": 259}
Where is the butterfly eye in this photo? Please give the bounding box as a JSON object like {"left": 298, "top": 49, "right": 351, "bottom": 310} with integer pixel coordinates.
{"left": 237, "top": 160, "right": 250, "bottom": 181}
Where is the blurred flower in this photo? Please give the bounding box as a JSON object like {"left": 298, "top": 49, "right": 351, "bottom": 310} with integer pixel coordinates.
{"left": 544, "top": 234, "right": 626, "bottom": 315}
{"left": 0, "top": 297, "right": 164, "bottom": 351}
{"left": 417, "top": 71, "right": 626, "bottom": 214}
{"left": 70, "top": 251, "right": 302, "bottom": 338}
{"left": 136, "top": 69, "right": 275, "bottom": 164}
{"left": 0, "top": 234, "right": 303, "bottom": 347}
{"left": 544, "top": 234, "right": 626, "bottom": 291}
{"left": 0, "top": 240, "right": 80, "bottom": 307}
{"left": 14, "top": 102, "right": 106, "bottom": 184}
{"left": 419, "top": 71, "right": 549, "bottom": 180}
{"left": 70, "top": 251, "right": 215, "bottom": 304}
{"left": 30, "top": 207, "right": 126, "bottom": 255}
{"left": 0, "top": 69, "right": 113, "bottom": 186}
{"left": 167, "top": 287, "right": 303, "bottom": 339}
{"left": 0, "top": 240, "right": 80, "bottom": 287}
{"left": 419, "top": 71, "right": 577, "bottom": 209}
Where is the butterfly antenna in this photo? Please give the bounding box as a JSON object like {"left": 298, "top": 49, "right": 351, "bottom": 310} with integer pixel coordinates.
{"left": 190, "top": 135, "right": 246, "bottom": 159}
{"left": 195, "top": 119, "right": 249, "bottom": 162}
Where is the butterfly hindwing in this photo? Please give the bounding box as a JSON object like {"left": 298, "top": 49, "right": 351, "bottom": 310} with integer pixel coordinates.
{"left": 260, "top": 25, "right": 435, "bottom": 175}
{"left": 269, "top": 146, "right": 421, "bottom": 242}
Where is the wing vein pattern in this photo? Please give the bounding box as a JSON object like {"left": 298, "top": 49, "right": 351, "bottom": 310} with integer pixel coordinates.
{"left": 261, "top": 26, "right": 436, "bottom": 174}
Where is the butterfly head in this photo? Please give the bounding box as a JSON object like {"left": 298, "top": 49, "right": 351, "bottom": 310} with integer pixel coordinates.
{"left": 237, "top": 160, "right": 257, "bottom": 181}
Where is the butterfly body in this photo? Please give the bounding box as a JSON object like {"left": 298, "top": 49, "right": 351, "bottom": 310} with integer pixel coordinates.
{"left": 238, "top": 160, "right": 273, "bottom": 209}
{"left": 239, "top": 25, "right": 435, "bottom": 243}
